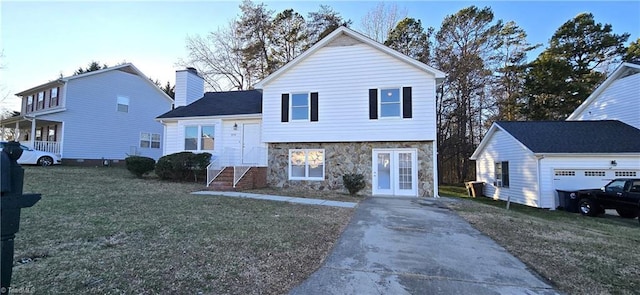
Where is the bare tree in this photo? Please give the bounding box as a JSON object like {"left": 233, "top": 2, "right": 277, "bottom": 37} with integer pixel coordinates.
{"left": 180, "top": 21, "right": 251, "bottom": 91}
{"left": 360, "top": 2, "right": 407, "bottom": 43}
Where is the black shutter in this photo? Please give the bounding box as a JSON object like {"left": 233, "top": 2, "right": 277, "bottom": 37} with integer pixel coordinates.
{"left": 281, "top": 94, "right": 289, "bottom": 122}
{"left": 402, "top": 87, "right": 412, "bottom": 118}
{"left": 310, "top": 92, "right": 319, "bottom": 122}
{"left": 369, "top": 89, "right": 378, "bottom": 119}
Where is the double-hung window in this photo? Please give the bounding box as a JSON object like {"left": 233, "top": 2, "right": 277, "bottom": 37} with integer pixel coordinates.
{"left": 369, "top": 87, "right": 412, "bottom": 119}
{"left": 184, "top": 125, "right": 215, "bottom": 151}
{"left": 291, "top": 93, "right": 309, "bottom": 121}
{"left": 50, "top": 87, "right": 59, "bottom": 107}
{"left": 37, "top": 92, "right": 45, "bottom": 110}
{"left": 494, "top": 161, "right": 510, "bottom": 187}
{"left": 140, "top": 133, "right": 161, "bottom": 149}
{"left": 289, "top": 149, "right": 325, "bottom": 180}
{"left": 281, "top": 92, "right": 318, "bottom": 122}
{"left": 27, "top": 95, "right": 34, "bottom": 112}
{"left": 117, "top": 96, "right": 129, "bottom": 112}
{"left": 380, "top": 88, "right": 401, "bottom": 117}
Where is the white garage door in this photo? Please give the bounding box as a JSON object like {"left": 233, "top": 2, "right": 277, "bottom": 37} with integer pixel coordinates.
{"left": 553, "top": 169, "right": 639, "bottom": 191}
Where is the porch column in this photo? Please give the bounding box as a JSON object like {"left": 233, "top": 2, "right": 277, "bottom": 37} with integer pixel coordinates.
{"left": 30, "top": 118, "right": 36, "bottom": 148}
{"left": 14, "top": 121, "right": 20, "bottom": 141}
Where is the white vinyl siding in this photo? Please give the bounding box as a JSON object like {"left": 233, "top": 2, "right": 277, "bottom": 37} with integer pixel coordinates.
{"left": 474, "top": 129, "right": 540, "bottom": 207}
{"left": 45, "top": 69, "right": 170, "bottom": 160}
{"left": 262, "top": 42, "right": 437, "bottom": 143}
{"left": 162, "top": 118, "right": 267, "bottom": 166}
{"left": 539, "top": 155, "right": 640, "bottom": 208}
{"left": 569, "top": 73, "right": 640, "bottom": 129}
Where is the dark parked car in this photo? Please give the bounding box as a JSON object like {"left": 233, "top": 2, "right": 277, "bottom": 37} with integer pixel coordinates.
{"left": 576, "top": 178, "right": 640, "bottom": 222}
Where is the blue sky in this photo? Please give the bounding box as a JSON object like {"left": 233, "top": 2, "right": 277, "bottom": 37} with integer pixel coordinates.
{"left": 1, "top": 1, "right": 638, "bottom": 111}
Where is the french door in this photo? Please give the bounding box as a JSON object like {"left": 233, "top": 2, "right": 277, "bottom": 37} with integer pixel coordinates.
{"left": 372, "top": 149, "right": 418, "bottom": 196}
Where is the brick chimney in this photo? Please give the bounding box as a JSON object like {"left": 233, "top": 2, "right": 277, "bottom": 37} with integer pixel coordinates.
{"left": 174, "top": 67, "right": 204, "bottom": 108}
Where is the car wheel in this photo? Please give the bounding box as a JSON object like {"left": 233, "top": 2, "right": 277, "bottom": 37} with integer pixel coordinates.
{"left": 615, "top": 208, "right": 638, "bottom": 219}
{"left": 38, "top": 156, "right": 53, "bottom": 166}
{"left": 578, "top": 198, "right": 600, "bottom": 217}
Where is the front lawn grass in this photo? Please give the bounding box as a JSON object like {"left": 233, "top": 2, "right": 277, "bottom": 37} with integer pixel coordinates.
{"left": 11, "top": 166, "right": 353, "bottom": 294}
{"left": 440, "top": 185, "right": 640, "bottom": 295}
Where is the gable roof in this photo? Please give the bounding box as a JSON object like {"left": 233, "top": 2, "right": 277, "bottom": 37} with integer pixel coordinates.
{"left": 156, "top": 90, "right": 262, "bottom": 119}
{"left": 470, "top": 120, "right": 640, "bottom": 159}
{"left": 253, "top": 26, "right": 446, "bottom": 89}
{"left": 567, "top": 62, "right": 640, "bottom": 120}
{"left": 15, "top": 63, "right": 173, "bottom": 103}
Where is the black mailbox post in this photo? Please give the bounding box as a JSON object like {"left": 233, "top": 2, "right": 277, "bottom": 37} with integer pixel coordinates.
{"left": 1, "top": 141, "right": 41, "bottom": 295}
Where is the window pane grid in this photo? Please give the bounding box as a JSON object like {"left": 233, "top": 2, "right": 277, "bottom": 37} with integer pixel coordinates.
{"left": 289, "top": 149, "right": 324, "bottom": 180}
{"left": 380, "top": 88, "right": 401, "bottom": 118}
{"left": 398, "top": 153, "right": 412, "bottom": 190}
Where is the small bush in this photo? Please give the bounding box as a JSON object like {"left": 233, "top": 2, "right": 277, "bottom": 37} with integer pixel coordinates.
{"left": 343, "top": 173, "right": 366, "bottom": 196}
{"left": 155, "top": 152, "right": 211, "bottom": 182}
{"left": 125, "top": 156, "right": 156, "bottom": 178}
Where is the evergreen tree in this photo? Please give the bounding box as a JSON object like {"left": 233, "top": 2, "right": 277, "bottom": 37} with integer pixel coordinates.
{"left": 384, "top": 18, "right": 432, "bottom": 64}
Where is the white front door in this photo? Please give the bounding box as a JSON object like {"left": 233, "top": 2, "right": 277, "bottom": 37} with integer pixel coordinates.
{"left": 241, "top": 123, "right": 261, "bottom": 165}
{"left": 372, "top": 149, "right": 418, "bottom": 196}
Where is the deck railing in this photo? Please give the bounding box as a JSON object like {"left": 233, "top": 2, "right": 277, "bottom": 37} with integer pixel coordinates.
{"left": 33, "top": 141, "right": 61, "bottom": 155}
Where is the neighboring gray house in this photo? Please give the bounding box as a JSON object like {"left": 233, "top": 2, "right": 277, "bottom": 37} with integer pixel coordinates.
{"left": 0, "top": 63, "right": 173, "bottom": 164}
{"left": 158, "top": 27, "right": 446, "bottom": 197}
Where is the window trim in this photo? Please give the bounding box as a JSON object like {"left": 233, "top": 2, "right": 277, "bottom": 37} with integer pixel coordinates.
{"left": 37, "top": 91, "right": 45, "bottom": 110}
{"left": 379, "top": 87, "right": 402, "bottom": 118}
{"left": 49, "top": 87, "right": 59, "bottom": 107}
{"left": 494, "top": 161, "right": 510, "bottom": 188}
{"left": 290, "top": 92, "right": 310, "bottom": 121}
{"left": 117, "top": 96, "right": 130, "bottom": 113}
{"left": 140, "top": 132, "right": 161, "bottom": 149}
{"left": 184, "top": 125, "right": 215, "bottom": 151}
{"left": 288, "top": 149, "right": 325, "bottom": 181}
{"left": 27, "top": 95, "right": 34, "bottom": 112}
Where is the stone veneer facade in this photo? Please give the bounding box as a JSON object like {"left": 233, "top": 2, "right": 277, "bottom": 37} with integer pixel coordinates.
{"left": 267, "top": 141, "right": 434, "bottom": 197}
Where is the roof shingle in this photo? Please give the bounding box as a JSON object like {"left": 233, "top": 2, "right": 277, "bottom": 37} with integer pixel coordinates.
{"left": 157, "top": 90, "right": 262, "bottom": 119}
{"left": 496, "top": 120, "right": 640, "bottom": 153}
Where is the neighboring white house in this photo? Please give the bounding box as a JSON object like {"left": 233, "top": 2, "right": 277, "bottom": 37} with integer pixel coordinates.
{"left": 158, "top": 27, "right": 446, "bottom": 197}
{"left": 0, "top": 63, "right": 173, "bottom": 164}
{"left": 567, "top": 62, "right": 640, "bottom": 129}
{"left": 470, "top": 62, "right": 640, "bottom": 210}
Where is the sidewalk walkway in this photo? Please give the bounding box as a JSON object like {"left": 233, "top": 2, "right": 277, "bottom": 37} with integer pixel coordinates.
{"left": 191, "top": 191, "right": 358, "bottom": 208}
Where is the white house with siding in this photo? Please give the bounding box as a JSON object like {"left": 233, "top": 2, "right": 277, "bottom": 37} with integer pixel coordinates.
{"left": 567, "top": 62, "right": 640, "bottom": 129}
{"left": 471, "top": 120, "right": 640, "bottom": 209}
{"left": 0, "top": 63, "right": 173, "bottom": 164}
{"left": 158, "top": 27, "right": 446, "bottom": 197}
{"left": 471, "top": 62, "right": 640, "bottom": 209}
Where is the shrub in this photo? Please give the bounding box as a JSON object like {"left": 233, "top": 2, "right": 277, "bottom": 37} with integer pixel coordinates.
{"left": 343, "top": 173, "right": 366, "bottom": 196}
{"left": 125, "top": 156, "right": 156, "bottom": 178}
{"left": 155, "top": 152, "right": 212, "bottom": 182}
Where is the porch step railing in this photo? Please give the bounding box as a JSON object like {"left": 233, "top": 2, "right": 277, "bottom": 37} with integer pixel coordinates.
{"left": 33, "top": 141, "right": 61, "bottom": 155}
{"left": 206, "top": 146, "right": 268, "bottom": 187}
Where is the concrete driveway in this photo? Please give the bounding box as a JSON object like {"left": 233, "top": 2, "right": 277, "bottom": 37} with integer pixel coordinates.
{"left": 290, "top": 197, "right": 560, "bottom": 295}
